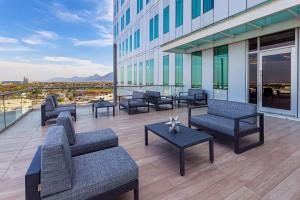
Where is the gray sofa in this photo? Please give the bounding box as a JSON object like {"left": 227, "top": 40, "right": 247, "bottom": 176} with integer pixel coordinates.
{"left": 188, "top": 99, "right": 264, "bottom": 154}
{"left": 119, "top": 91, "right": 149, "bottom": 114}
{"left": 25, "top": 126, "right": 139, "bottom": 200}
{"left": 56, "top": 111, "right": 118, "bottom": 156}
{"left": 178, "top": 89, "right": 207, "bottom": 107}
{"left": 145, "top": 91, "right": 173, "bottom": 111}
{"left": 41, "top": 96, "right": 76, "bottom": 126}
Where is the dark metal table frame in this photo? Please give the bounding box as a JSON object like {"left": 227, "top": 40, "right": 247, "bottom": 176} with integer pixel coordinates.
{"left": 92, "top": 102, "right": 115, "bottom": 118}
{"left": 145, "top": 123, "right": 214, "bottom": 176}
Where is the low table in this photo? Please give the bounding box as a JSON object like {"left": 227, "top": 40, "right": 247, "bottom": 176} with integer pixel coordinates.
{"left": 145, "top": 122, "right": 214, "bottom": 176}
{"left": 92, "top": 101, "right": 115, "bottom": 118}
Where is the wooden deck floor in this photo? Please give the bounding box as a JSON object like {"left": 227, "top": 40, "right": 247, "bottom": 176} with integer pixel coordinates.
{"left": 1, "top": 105, "right": 300, "bottom": 200}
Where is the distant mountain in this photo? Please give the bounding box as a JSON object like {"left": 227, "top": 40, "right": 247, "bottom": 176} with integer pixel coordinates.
{"left": 47, "top": 72, "right": 113, "bottom": 82}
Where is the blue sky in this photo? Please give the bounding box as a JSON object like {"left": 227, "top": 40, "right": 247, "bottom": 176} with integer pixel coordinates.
{"left": 0, "top": 0, "right": 113, "bottom": 81}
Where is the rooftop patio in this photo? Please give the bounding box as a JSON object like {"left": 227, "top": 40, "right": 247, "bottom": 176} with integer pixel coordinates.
{"left": 1, "top": 105, "right": 300, "bottom": 200}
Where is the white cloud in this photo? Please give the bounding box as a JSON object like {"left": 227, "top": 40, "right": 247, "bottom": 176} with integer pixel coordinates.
{"left": 44, "top": 56, "right": 93, "bottom": 65}
{"left": 23, "top": 30, "right": 58, "bottom": 46}
{"left": 0, "top": 46, "right": 34, "bottom": 52}
{"left": 0, "top": 36, "right": 18, "bottom": 44}
{"left": 0, "top": 59, "right": 112, "bottom": 81}
{"left": 73, "top": 37, "right": 112, "bottom": 48}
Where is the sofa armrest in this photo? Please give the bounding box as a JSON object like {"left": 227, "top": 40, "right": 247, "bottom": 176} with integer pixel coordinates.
{"left": 233, "top": 113, "right": 264, "bottom": 137}
{"left": 188, "top": 104, "right": 208, "bottom": 127}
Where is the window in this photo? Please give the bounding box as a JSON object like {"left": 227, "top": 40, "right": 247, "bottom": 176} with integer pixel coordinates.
{"left": 146, "top": 59, "right": 154, "bottom": 85}
{"left": 127, "top": 65, "right": 132, "bottom": 85}
{"left": 120, "top": 66, "right": 124, "bottom": 84}
{"left": 163, "top": 6, "right": 169, "bottom": 34}
{"left": 139, "top": 62, "right": 143, "bottom": 85}
{"left": 121, "top": 15, "right": 125, "bottom": 31}
{"left": 134, "top": 29, "right": 140, "bottom": 49}
{"left": 203, "top": 0, "right": 214, "bottom": 13}
{"left": 163, "top": 55, "right": 169, "bottom": 86}
{"left": 248, "top": 53, "right": 257, "bottom": 104}
{"left": 146, "top": 0, "right": 150, "bottom": 5}
{"left": 129, "top": 34, "right": 132, "bottom": 51}
{"left": 191, "top": 52, "right": 202, "bottom": 88}
{"left": 192, "top": 0, "right": 201, "bottom": 19}
{"left": 175, "top": 54, "right": 183, "bottom": 86}
{"left": 214, "top": 45, "right": 228, "bottom": 90}
{"left": 154, "top": 15, "right": 159, "bottom": 39}
{"left": 126, "top": 8, "right": 130, "bottom": 25}
{"left": 260, "top": 29, "right": 295, "bottom": 50}
{"left": 121, "top": 0, "right": 124, "bottom": 6}
{"left": 122, "top": 41, "right": 125, "bottom": 56}
{"left": 149, "top": 15, "right": 158, "bottom": 41}
{"left": 176, "top": 0, "right": 183, "bottom": 28}
{"left": 119, "top": 43, "right": 121, "bottom": 57}
{"left": 137, "top": 0, "right": 143, "bottom": 14}
{"left": 134, "top": 64, "right": 137, "bottom": 85}
{"left": 149, "top": 18, "right": 153, "bottom": 41}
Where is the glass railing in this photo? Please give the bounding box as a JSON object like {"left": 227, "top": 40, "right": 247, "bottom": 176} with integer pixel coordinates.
{"left": 0, "top": 85, "right": 187, "bottom": 132}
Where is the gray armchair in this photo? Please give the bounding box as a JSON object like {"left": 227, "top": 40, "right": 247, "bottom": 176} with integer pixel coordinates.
{"left": 178, "top": 89, "right": 207, "bottom": 107}
{"left": 145, "top": 91, "right": 173, "bottom": 111}
{"left": 41, "top": 96, "right": 76, "bottom": 126}
{"left": 119, "top": 91, "right": 149, "bottom": 114}
{"left": 56, "top": 111, "right": 118, "bottom": 156}
{"left": 25, "top": 126, "right": 139, "bottom": 200}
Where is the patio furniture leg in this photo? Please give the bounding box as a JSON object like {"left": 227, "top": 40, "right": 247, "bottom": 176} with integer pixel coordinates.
{"left": 145, "top": 127, "right": 148, "bottom": 146}
{"left": 95, "top": 108, "right": 98, "bottom": 118}
{"left": 209, "top": 140, "right": 214, "bottom": 163}
{"left": 113, "top": 106, "right": 115, "bottom": 116}
{"left": 179, "top": 148, "right": 185, "bottom": 176}
{"left": 134, "top": 182, "right": 139, "bottom": 200}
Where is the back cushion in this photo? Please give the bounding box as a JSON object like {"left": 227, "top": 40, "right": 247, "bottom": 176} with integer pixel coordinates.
{"left": 41, "top": 126, "right": 73, "bottom": 197}
{"left": 208, "top": 100, "right": 257, "bottom": 124}
{"left": 188, "top": 89, "right": 204, "bottom": 96}
{"left": 146, "top": 91, "right": 161, "bottom": 98}
{"left": 50, "top": 95, "right": 58, "bottom": 107}
{"left": 56, "top": 112, "right": 76, "bottom": 145}
{"left": 132, "top": 91, "right": 145, "bottom": 100}
{"left": 45, "top": 97, "right": 55, "bottom": 112}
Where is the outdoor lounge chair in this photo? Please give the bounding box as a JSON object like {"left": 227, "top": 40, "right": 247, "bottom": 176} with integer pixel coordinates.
{"left": 25, "top": 126, "right": 139, "bottom": 200}
{"left": 119, "top": 91, "right": 149, "bottom": 115}
{"left": 188, "top": 99, "right": 264, "bottom": 154}
{"left": 41, "top": 96, "right": 76, "bottom": 126}
{"left": 56, "top": 111, "right": 118, "bottom": 156}
{"left": 145, "top": 91, "right": 173, "bottom": 111}
{"left": 177, "top": 89, "right": 207, "bottom": 107}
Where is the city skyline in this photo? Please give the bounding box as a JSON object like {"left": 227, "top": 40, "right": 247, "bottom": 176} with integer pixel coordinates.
{"left": 0, "top": 0, "right": 113, "bottom": 81}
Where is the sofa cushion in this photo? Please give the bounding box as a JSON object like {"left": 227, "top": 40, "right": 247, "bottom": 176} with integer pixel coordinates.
{"left": 179, "top": 95, "right": 195, "bottom": 101}
{"left": 120, "top": 99, "right": 147, "bottom": 108}
{"left": 42, "top": 146, "right": 138, "bottom": 200}
{"left": 70, "top": 128, "right": 119, "bottom": 157}
{"left": 56, "top": 111, "right": 76, "bottom": 145}
{"left": 45, "top": 106, "right": 76, "bottom": 118}
{"left": 188, "top": 89, "right": 205, "bottom": 96}
{"left": 41, "top": 126, "right": 73, "bottom": 198}
{"left": 45, "top": 97, "right": 55, "bottom": 112}
{"left": 208, "top": 100, "right": 257, "bottom": 124}
{"left": 190, "top": 114, "right": 257, "bottom": 136}
{"left": 132, "top": 91, "right": 145, "bottom": 100}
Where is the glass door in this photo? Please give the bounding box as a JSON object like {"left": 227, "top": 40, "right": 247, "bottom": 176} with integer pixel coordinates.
{"left": 258, "top": 47, "right": 297, "bottom": 116}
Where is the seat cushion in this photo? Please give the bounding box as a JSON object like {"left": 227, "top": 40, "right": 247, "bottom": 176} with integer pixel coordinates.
{"left": 70, "top": 128, "right": 118, "bottom": 157}
{"left": 120, "top": 99, "right": 147, "bottom": 108}
{"left": 41, "top": 126, "right": 73, "bottom": 198}
{"left": 56, "top": 111, "right": 76, "bottom": 145}
{"left": 157, "top": 99, "right": 173, "bottom": 105}
{"left": 42, "top": 146, "right": 138, "bottom": 200}
{"left": 190, "top": 114, "right": 257, "bottom": 136}
{"left": 46, "top": 106, "right": 76, "bottom": 118}
{"left": 208, "top": 100, "right": 257, "bottom": 124}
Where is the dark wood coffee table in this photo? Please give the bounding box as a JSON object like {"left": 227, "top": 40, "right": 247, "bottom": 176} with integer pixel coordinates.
{"left": 145, "top": 122, "right": 214, "bottom": 176}
{"left": 92, "top": 101, "right": 115, "bottom": 118}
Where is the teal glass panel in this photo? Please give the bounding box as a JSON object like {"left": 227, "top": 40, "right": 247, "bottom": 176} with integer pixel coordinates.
{"left": 145, "top": 60, "right": 150, "bottom": 85}
{"left": 154, "top": 15, "right": 159, "bottom": 39}
{"left": 137, "top": 29, "right": 140, "bottom": 48}
{"left": 163, "top": 6, "right": 169, "bottom": 34}
{"left": 175, "top": 54, "right": 183, "bottom": 86}
{"left": 150, "top": 59, "right": 154, "bottom": 85}
{"left": 163, "top": 55, "right": 169, "bottom": 86}
{"left": 150, "top": 18, "right": 154, "bottom": 41}
{"left": 214, "top": 45, "right": 228, "bottom": 90}
{"left": 126, "top": 8, "right": 130, "bottom": 25}
{"left": 191, "top": 52, "right": 202, "bottom": 88}
{"left": 192, "top": 0, "right": 201, "bottom": 19}
{"left": 203, "top": 0, "right": 213, "bottom": 13}
{"left": 126, "top": 38, "right": 128, "bottom": 54}
{"left": 127, "top": 65, "right": 132, "bottom": 85}
{"left": 176, "top": 0, "right": 183, "bottom": 28}
{"left": 139, "top": 62, "right": 143, "bottom": 85}
{"left": 129, "top": 35, "right": 132, "bottom": 51}
{"left": 134, "top": 64, "right": 137, "bottom": 85}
